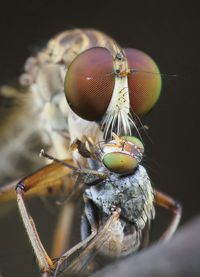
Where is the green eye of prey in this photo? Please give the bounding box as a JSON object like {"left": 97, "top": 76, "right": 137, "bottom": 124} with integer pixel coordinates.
{"left": 102, "top": 136, "right": 144, "bottom": 174}
{"left": 103, "top": 152, "right": 138, "bottom": 174}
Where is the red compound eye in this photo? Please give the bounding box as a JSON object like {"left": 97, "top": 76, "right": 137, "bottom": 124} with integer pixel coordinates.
{"left": 125, "top": 48, "right": 162, "bottom": 116}
{"left": 64, "top": 47, "right": 115, "bottom": 121}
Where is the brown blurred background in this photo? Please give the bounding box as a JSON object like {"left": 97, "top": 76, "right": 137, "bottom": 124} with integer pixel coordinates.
{"left": 0, "top": 0, "right": 199, "bottom": 276}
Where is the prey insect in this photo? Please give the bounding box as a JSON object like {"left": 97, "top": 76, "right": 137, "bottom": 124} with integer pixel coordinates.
{"left": 15, "top": 134, "right": 181, "bottom": 276}
{"left": 0, "top": 28, "right": 181, "bottom": 276}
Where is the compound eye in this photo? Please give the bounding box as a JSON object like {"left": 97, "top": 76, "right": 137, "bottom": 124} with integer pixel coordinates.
{"left": 102, "top": 136, "right": 144, "bottom": 174}
{"left": 103, "top": 152, "right": 138, "bottom": 175}
{"left": 64, "top": 47, "right": 115, "bottom": 121}
{"left": 125, "top": 48, "right": 162, "bottom": 116}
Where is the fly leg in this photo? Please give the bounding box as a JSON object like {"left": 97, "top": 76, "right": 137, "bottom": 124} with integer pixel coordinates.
{"left": 52, "top": 195, "right": 99, "bottom": 276}
{"left": 66, "top": 208, "right": 121, "bottom": 275}
{"left": 153, "top": 189, "right": 182, "bottom": 241}
{"left": 50, "top": 162, "right": 107, "bottom": 261}
{"left": 49, "top": 169, "right": 107, "bottom": 259}
{"left": 16, "top": 183, "right": 54, "bottom": 275}
{"left": 38, "top": 149, "right": 107, "bottom": 266}
{"left": 15, "top": 160, "right": 76, "bottom": 276}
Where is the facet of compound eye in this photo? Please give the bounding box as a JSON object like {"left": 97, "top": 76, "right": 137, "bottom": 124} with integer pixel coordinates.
{"left": 125, "top": 48, "right": 162, "bottom": 116}
{"left": 64, "top": 47, "right": 115, "bottom": 121}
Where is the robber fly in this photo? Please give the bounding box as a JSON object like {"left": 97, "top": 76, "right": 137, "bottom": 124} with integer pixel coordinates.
{"left": 0, "top": 29, "right": 181, "bottom": 276}
{"left": 0, "top": 28, "right": 161, "bottom": 182}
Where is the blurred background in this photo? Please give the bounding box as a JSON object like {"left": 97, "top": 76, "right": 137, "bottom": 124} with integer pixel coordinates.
{"left": 0, "top": 0, "right": 199, "bottom": 276}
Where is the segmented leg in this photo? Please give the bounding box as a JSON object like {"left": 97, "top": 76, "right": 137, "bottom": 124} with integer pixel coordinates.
{"left": 65, "top": 209, "right": 121, "bottom": 275}
{"left": 153, "top": 189, "right": 182, "bottom": 241}
{"left": 53, "top": 195, "right": 99, "bottom": 276}
{"left": 15, "top": 160, "right": 76, "bottom": 276}
{"left": 16, "top": 183, "right": 54, "bottom": 275}
{"left": 53, "top": 230, "right": 97, "bottom": 276}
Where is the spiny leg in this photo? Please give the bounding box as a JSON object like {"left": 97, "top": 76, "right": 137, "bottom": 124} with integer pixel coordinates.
{"left": 14, "top": 149, "right": 107, "bottom": 276}
{"left": 15, "top": 160, "right": 76, "bottom": 276}
{"left": 153, "top": 189, "right": 182, "bottom": 241}
{"left": 37, "top": 150, "right": 107, "bottom": 276}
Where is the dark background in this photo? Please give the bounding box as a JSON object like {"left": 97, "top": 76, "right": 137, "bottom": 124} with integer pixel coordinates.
{"left": 0, "top": 0, "right": 199, "bottom": 276}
